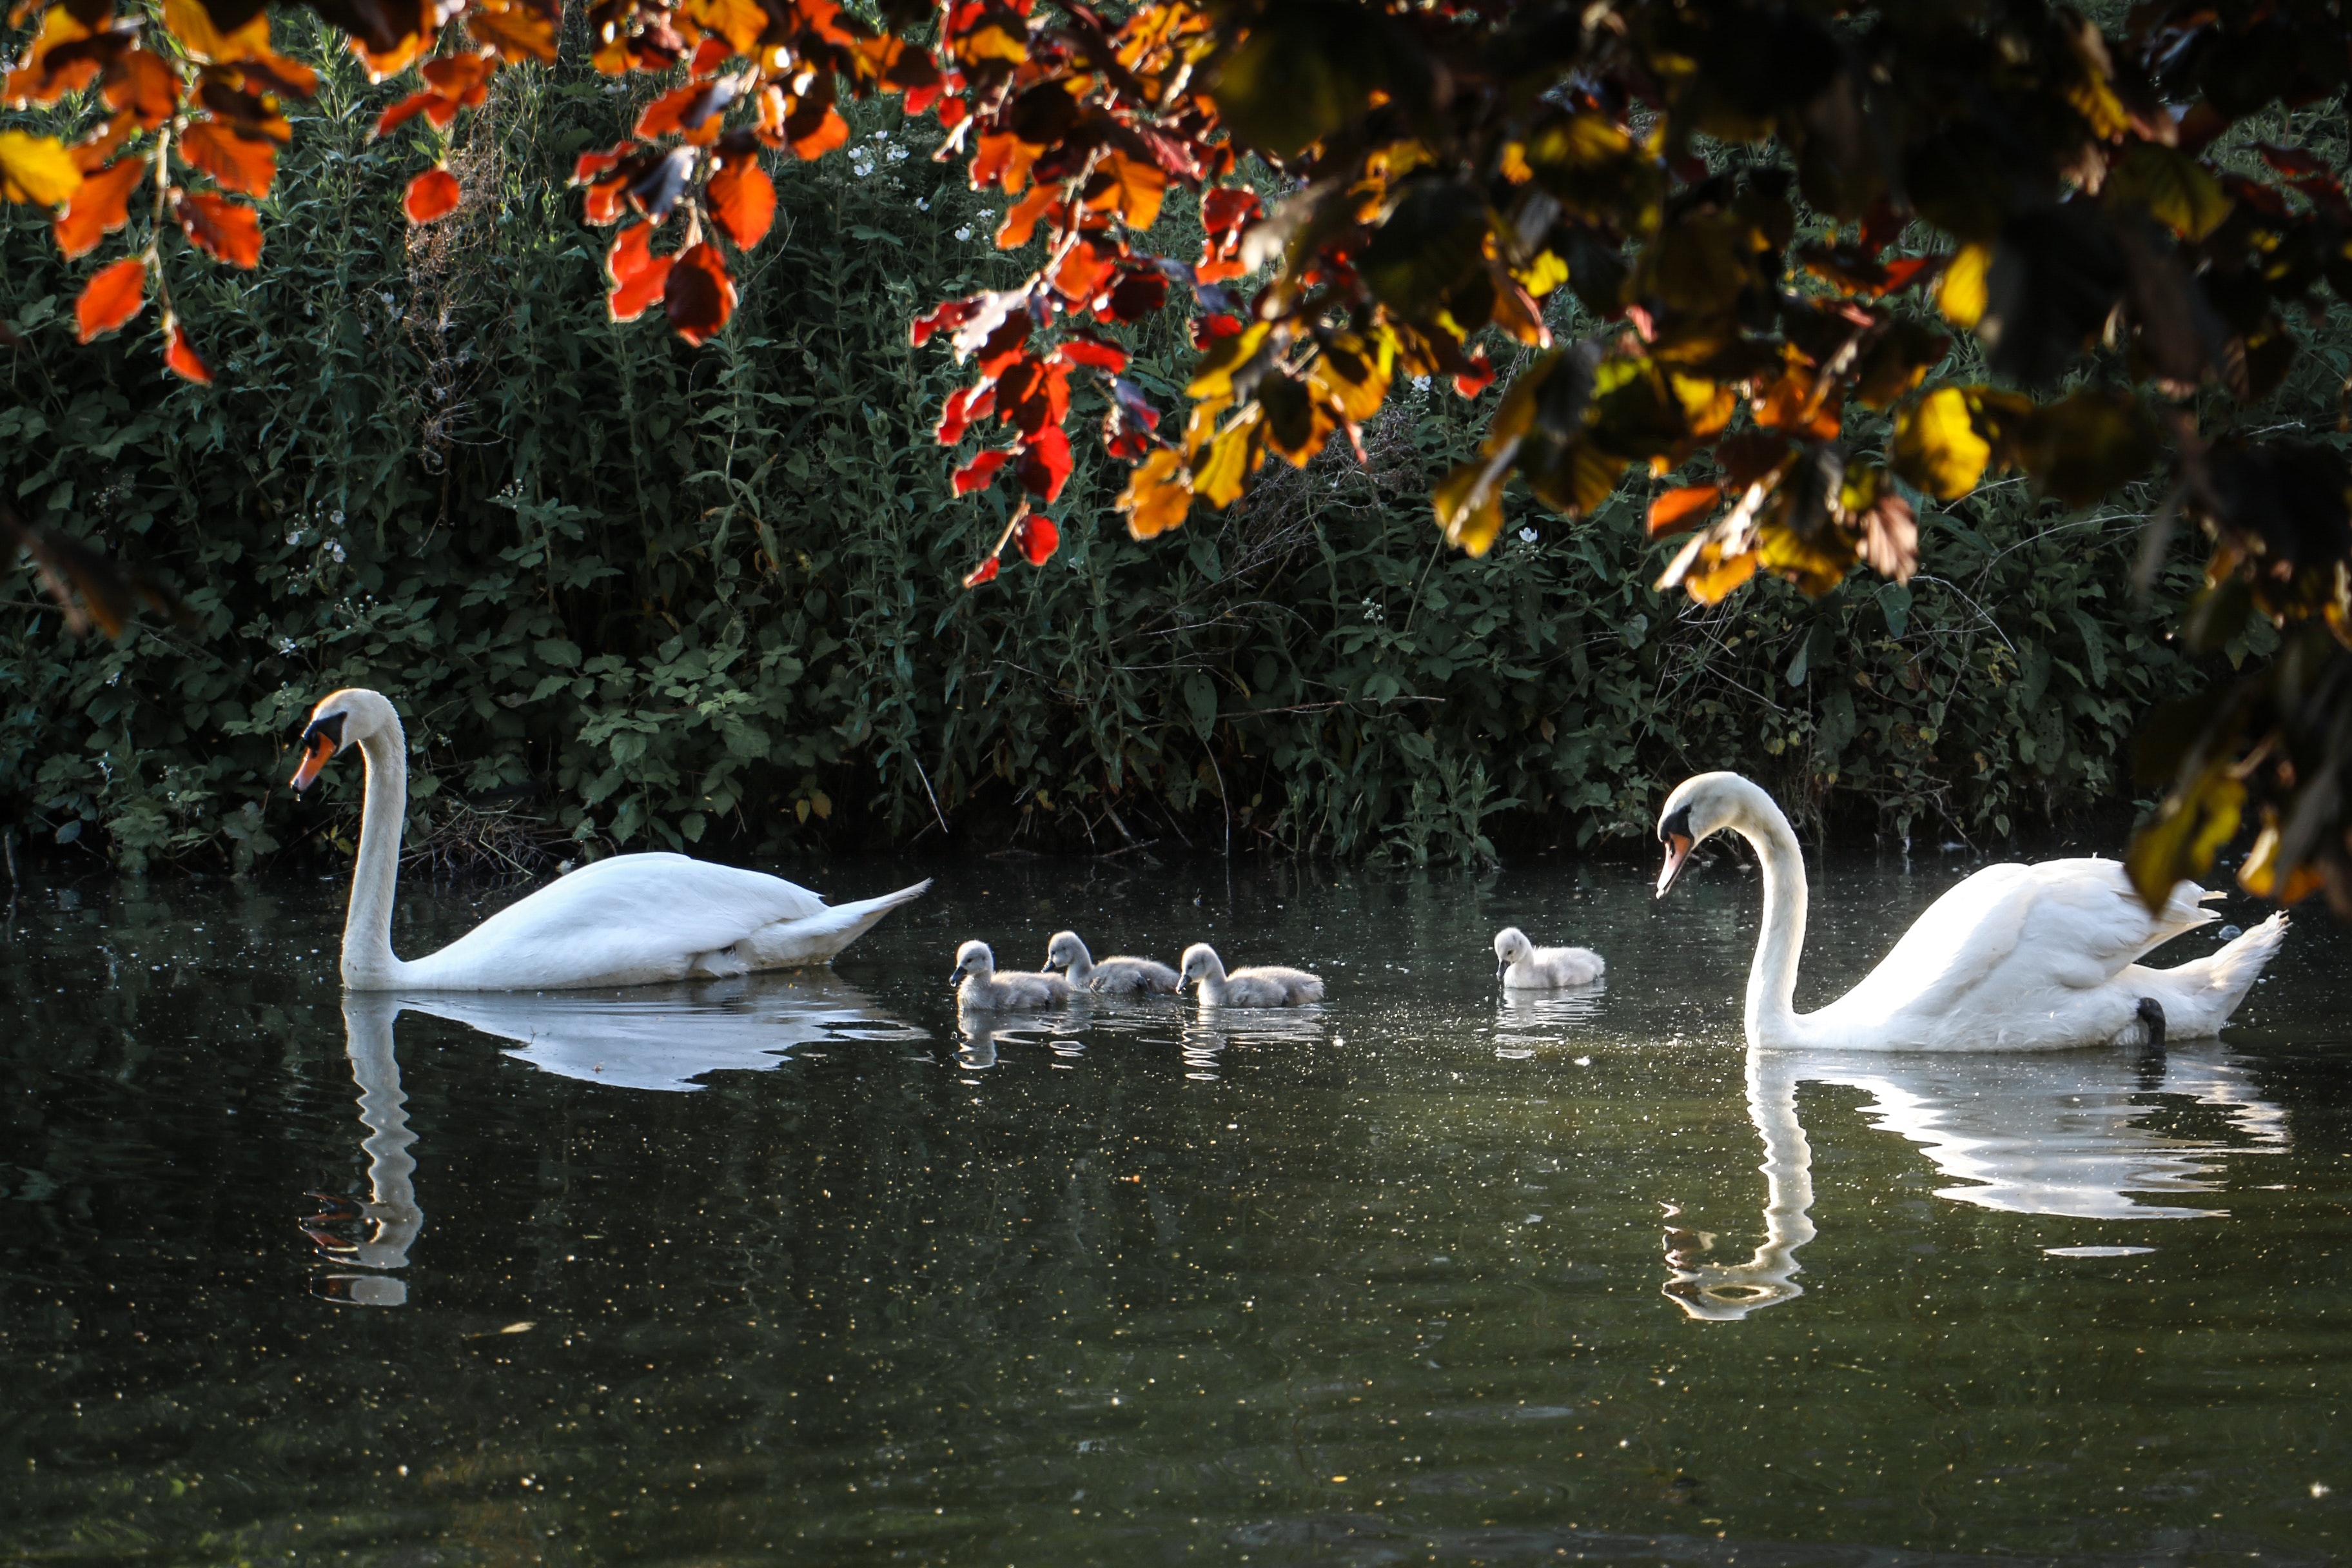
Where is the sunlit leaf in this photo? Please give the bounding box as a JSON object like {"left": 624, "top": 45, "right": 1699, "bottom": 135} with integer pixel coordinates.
{"left": 1083, "top": 150, "right": 1166, "bottom": 231}
{"left": 403, "top": 166, "right": 460, "bottom": 222}
{"left": 1119, "top": 448, "right": 1193, "bottom": 540}
{"left": 174, "top": 190, "right": 263, "bottom": 265}
{"left": 0, "top": 129, "right": 83, "bottom": 208}
{"left": 953, "top": 449, "right": 1012, "bottom": 495}
{"left": 2127, "top": 763, "right": 2243, "bottom": 912}
{"left": 164, "top": 319, "right": 213, "bottom": 384}
{"left": 707, "top": 157, "right": 774, "bottom": 250}
{"left": 1191, "top": 407, "right": 1263, "bottom": 507}
{"left": 52, "top": 154, "right": 146, "bottom": 259}
{"left": 467, "top": 0, "right": 560, "bottom": 63}
{"left": 961, "top": 553, "right": 1001, "bottom": 587}
{"left": 1015, "top": 426, "right": 1073, "bottom": 502}
{"left": 682, "top": 0, "right": 765, "bottom": 55}
{"left": 2106, "top": 143, "right": 2231, "bottom": 242}
{"left": 1433, "top": 457, "right": 1505, "bottom": 556}
{"left": 182, "top": 120, "right": 277, "bottom": 196}
{"left": 1014, "top": 512, "right": 1060, "bottom": 565}
{"left": 1938, "top": 242, "right": 1989, "bottom": 329}
{"left": 1890, "top": 386, "right": 1988, "bottom": 501}
{"left": 103, "top": 49, "right": 181, "bottom": 131}
{"left": 1647, "top": 484, "right": 1722, "bottom": 539}
{"left": 163, "top": 0, "right": 274, "bottom": 63}
{"left": 74, "top": 255, "right": 146, "bottom": 342}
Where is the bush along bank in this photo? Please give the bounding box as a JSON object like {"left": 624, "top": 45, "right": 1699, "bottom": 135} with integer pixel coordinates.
{"left": 1, "top": 26, "right": 2237, "bottom": 876}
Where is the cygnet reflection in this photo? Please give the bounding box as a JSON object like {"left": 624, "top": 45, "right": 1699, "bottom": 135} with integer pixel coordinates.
{"left": 1666, "top": 1042, "right": 2288, "bottom": 1322}
{"left": 399, "top": 972, "right": 924, "bottom": 1092}
{"left": 303, "top": 994, "right": 423, "bottom": 1306}
{"left": 954, "top": 1006, "right": 1091, "bottom": 1075}
{"left": 1178, "top": 1006, "right": 1329, "bottom": 1081}
{"left": 1494, "top": 980, "right": 1607, "bottom": 1057}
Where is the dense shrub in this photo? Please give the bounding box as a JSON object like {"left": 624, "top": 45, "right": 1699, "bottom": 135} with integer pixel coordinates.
{"left": 0, "top": 29, "right": 2240, "bottom": 875}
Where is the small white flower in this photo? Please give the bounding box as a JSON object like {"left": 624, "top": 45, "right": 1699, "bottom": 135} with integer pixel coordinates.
{"left": 1361, "top": 597, "right": 1385, "bottom": 623}
{"left": 331, "top": 509, "right": 346, "bottom": 527}
{"left": 277, "top": 636, "right": 299, "bottom": 656}
{"left": 1519, "top": 525, "right": 1539, "bottom": 544}
{"left": 1411, "top": 375, "right": 1431, "bottom": 390}
{"left": 872, "top": 129, "right": 888, "bottom": 141}
{"left": 285, "top": 529, "right": 304, "bottom": 547}
{"left": 954, "top": 226, "right": 972, "bottom": 241}
{"left": 328, "top": 542, "right": 346, "bottom": 563}
{"left": 914, "top": 195, "right": 929, "bottom": 210}
{"left": 888, "top": 146, "right": 908, "bottom": 161}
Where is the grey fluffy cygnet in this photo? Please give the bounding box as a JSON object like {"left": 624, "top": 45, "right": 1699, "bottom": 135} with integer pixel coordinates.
{"left": 950, "top": 940, "right": 1072, "bottom": 1010}
{"left": 1043, "top": 931, "right": 1179, "bottom": 994}
{"left": 1179, "top": 943, "right": 1324, "bottom": 1006}
{"left": 1493, "top": 926, "right": 1605, "bottom": 988}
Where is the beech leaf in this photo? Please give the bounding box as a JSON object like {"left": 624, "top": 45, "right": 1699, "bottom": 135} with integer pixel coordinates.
{"left": 75, "top": 255, "right": 146, "bottom": 342}
{"left": 403, "top": 167, "right": 461, "bottom": 223}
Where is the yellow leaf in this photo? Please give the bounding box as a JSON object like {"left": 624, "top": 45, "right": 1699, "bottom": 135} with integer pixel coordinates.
{"left": 1184, "top": 322, "right": 1272, "bottom": 400}
{"left": 1683, "top": 545, "right": 1758, "bottom": 604}
{"left": 1938, "top": 242, "right": 1990, "bottom": 330}
{"left": 810, "top": 790, "right": 832, "bottom": 820}
{"left": 1119, "top": 447, "right": 1193, "bottom": 539}
{"left": 0, "top": 130, "right": 81, "bottom": 208}
{"left": 1191, "top": 408, "right": 1262, "bottom": 507}
{"left": 1511, "top": 247, "right": 1569, "bottom": 299}
{"left": 1891, "top": 386, "right": 1990, "bottom": 501}
{"left": 2106, "top": 143, "right": 2231, "bottom": 242}
{"left": 1307, "top": 330, "right": 1393, "bottom": 425}
{"left": 161, "top": 0, "right": 271, "bottom": 63}
{"left": 1433, "top": 458, "right": 1504, "bottom": 556}
{"left": 684, "top": 0, "right": 766, "bottom": 55}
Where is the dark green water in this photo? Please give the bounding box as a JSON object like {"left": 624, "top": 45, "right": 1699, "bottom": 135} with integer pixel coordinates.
{"left": 4, "top": 849, "right": 2349, "bottom": 1566}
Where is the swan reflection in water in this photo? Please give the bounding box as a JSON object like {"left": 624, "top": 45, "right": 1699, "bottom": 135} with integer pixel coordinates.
{"left": 303, "top": 994, "right": 423, "bottom": 1306}
{"left": 303, "top": 977, "right": 921, "bottom": 1301}
{"left": 1179, "top": 1004, "right": 1329, "bottom": 1081}
{"left": 1666, "top": 1043, "right": 2288, "bottom": 1322}
{"left": 402, "top": 972, "right": 925, "bottom": 1092}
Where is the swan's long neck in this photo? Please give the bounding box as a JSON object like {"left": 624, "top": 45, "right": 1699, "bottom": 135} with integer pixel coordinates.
{"left": 1733, "top": 792, "right": 1810, "bottom": 1049}
{"left": 342, "top": 721, "right": 413, "bottom": 989}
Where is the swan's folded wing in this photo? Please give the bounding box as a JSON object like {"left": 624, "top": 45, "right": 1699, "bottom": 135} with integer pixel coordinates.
{"left": 1829, "top": 863, "right": 2042, "bottom": 1019}
{"left": 413, "top": 854, "right": 830, "bottom": 983}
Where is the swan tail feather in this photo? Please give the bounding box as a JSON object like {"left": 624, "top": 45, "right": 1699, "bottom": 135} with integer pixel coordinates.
{"left": 736, "top": 879, "right": 932, "bottom": 968}
{"left": 2159, "top": 910, "right": 2290, "bottom": 1034}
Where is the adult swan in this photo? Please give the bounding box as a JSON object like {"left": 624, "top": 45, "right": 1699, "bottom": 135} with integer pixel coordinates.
{"left": 1654, "top": 772, "right": 2289, "bottom": 1051}
{"left": 290, "top": 688, "right": 930, "bottom": 990}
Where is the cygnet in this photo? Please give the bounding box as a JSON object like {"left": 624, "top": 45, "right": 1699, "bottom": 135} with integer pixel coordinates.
{"left": 1044, "top": 931, "right": 1179, "bottom": 995}
{"left": 1493, "top": 926, "right": 1605, "bottom": 988}
{"left": 1180, "top": 943, "right": 1324, "bottom": 1006}
{"left": 950, "top": 940, "right": 1072, "bottom": 1010}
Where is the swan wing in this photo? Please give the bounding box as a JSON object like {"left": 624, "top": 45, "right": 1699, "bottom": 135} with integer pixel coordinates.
{"left": 407, "top": 854, "right": 830, "bottom": 987}
{"left": 1827, "top": 858, "right": 2216, "bottom": 1023}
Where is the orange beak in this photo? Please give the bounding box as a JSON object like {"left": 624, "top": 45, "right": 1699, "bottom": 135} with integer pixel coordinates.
{"left": 290, "top": 730, "right": 337, "bottom": 791}
{"left": 1656, "top": 832, "right": 1696, "bottom": 898}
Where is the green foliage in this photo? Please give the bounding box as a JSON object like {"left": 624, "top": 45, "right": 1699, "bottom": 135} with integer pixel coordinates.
{"left": 0, "top": 39, "right": 2211, "bottom": 874}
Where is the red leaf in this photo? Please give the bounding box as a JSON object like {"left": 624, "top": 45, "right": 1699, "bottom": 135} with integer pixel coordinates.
{"left": 973, "top": 312, "right": 1030, "bottom": 378}
{"left": 101, "top": 48, "right": 178, "bottom": 130}
{"left": 911, "top": 297, "right": 976, "bottom": 348}
{"left": 961, "top": 553, "right": 1000, "bottom": 587}
{"left": 571, "top": 147, "right": 625, "bottom": 184}
{"left": 1099, "top": 266, "right": 1166, "bottom": 323}
{"left": 1877, "top": 255, "right": 1942, "bottom": 294}
{"left": 634, "top": 83, "right": 702, "bottom": 139}
{"left": 688, "top": 36, "right": 731, "bottom": 78}
{"left": 75, "top": 255, "right": 145, "bottom": 342}
{"left": 1055, "top": 332, "right": 1128, "bottom": 374}
{"left": 1014, "top": 512, "right": 1059, "bottom": 565}
{"left": 665, "top": 242, "right": 736, "bottom": 345}
{"left": 52, "top": 153, "right": 146, "bottom": 260}
{"left": 373, "top": 90, "right": 442, "bottom": 139}
{"left": 996, "top": 354, "right": 1070, "bottom": 436}
{"left": 1190, "top": 311, "right": 1242, "bottom": 350}
{"left": 605, "top": 220, "right": 660, "bottom": 286}
{"left": 707, "top": 157, "right": 774, "bottom": 250}
{"left": 1452, "top": 355, "right": 1494, "bottom": 399}
{"left": 403, "top": 167, "right": 461, "bottom": 222}
{"left": 609, "top": 255, "right": 673, "bottom": 322}
{"left": 1646, "top": 483, "right": 1722, "bottom": 538}
{"left": 165, "top": 320, "right": 213, "bottom": 384}
{"left": 1015, "top": 426, "right": 1073, "bottom": 502}
{"left": 175, "top": 191, "right": 263, "bottom": 266}
{"left": 953, "top": 449, "right": 1012, "bottom": 495}
{"left": 1200, "top": 185, "right": 1260, "bottom": 239}
{"left": 937, "top": 95, "right": 968, "bottom": 130}
{"left": 935, "top": 384, "right": 995, "bottom": 446}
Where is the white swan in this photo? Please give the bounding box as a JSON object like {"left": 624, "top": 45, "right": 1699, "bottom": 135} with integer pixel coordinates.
{"left": 1043, "top": 931, "right": 1179, "bottom": 994}
{"left": 951, "top": 940, "right": 1072, "bottom": 1010}
{"left": 1654, "top": 771, "right": 2289, "bottom": 1051}
{"left": 1179, "top": 944, "right": 1324, "bottom": 1006}
{"left": 289, "top": 688, "right": 930, "bottom": 990}
{"left": 1493, "top": 926, "right": 1605, "bottom": 988}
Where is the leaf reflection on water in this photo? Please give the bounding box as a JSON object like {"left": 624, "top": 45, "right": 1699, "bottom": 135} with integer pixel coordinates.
{"left": 1665, "top": 1043, "right": 2290, "bottom": 1321}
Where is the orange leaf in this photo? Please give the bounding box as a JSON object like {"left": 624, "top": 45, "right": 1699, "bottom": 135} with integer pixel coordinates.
{"left": 1082, "top": 149, "right": 1165, "bottom": 231}
{"left": 403, "top": 167, "right": 461, "bottom": 222}
{"left": 373, "top": 90, "right": 444, "bottom": 138}
{"left": 605, "top": 220, "right": 660, "bottom": 286}
{"left": 165, "top": 320, "right": 213, "bottom": 384}
{"left": 609, "top": 254, "right": 674, "bottom": 322}
{"left": 103, "top": 49, "right": 181, "bottom": 130}
{"left": 1117, "top": 447, "right": 1193, "bottom": 540}
{"left": 419, "top": 52, "right": 496, "bottom": 103}
{"left": 181, "top": 120, "right": 277, "bottom": 196}
{"left": 75, "top": 256, "right": 146, "bottom": 342}
{"left": 175, "top": 191, "right": 263, "bottom": 266}
{"left": 52, "top": 154, "right": 146, "bottom": 260}
{"left": 995, "top": 182, "right": 1059, "bottom": 250}
{"left": 785, "top": 101, "right": 847, "bottom": 161}
{"left": 706, "top": 158, "right": 774, "bottom": 250}
{"left": 665, "top": 242, "right": 736, "bottom": 345}
{"left": 1647, "top": 483, "right": 1723, "bottom": 538}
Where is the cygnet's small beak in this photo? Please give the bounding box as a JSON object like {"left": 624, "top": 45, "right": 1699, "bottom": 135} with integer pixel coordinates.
{"left": 1656, "top": 832, "right": 1695, "bottom": 898}
{"left": 1494, "top": 956, "right": 1507, "bottom": 980}
{"left": 946, "top": 966, "right": 963, "bottom": 987}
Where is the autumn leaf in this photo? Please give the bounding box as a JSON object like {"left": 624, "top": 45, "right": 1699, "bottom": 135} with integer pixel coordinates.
{"left": 1890, "top": 386, "right": 1989, "bottom": 500}
{"left": 605, "top": 225, "right": 674, "bottom": 320}
{"left": 175, "top": 191, "right": 264, "bottom": 266}
{"left": 664, "top": 242, "right": 736, "bottom": 344}
{"left": 1938, "top": 243, "right": 1990, "bottom": 330}
{"left": 52, "top": 155, "right": 147, "bottom": 259}
{"left": 0, "top": 130, "right": 83, "bottom": 208}
{"left": 182, "top": 121, "right": 277, "bottom": 197}
{"left": 707, "top": 157, "right": 775, "bottom": 250}
{"left": 961, "top": 553, "right": 1001, "bottom": 588}
{"left": 103, "top": 50, "right": 181, "bottom": 131}
{"left": 1647, "top": 484, "right": 1723, "bottom": 538}
{"left": 161, "top": 0, "right": 271, "bottom": 64}
{"left": 1083, "top": 150, "right": 1166, "bottom": 231}
{"left": 164, "top": 320, "right": 214, "bottom": 384}
{"left": 402, "top": 166, "right": 460, "bottom": 222}
{"left": 1014, "top": 512, "right": 1060, "bottom": 565}
{"left": 953, "top": 449, "right": 1012, "bottom": 495}
{"left": 75, "top": 255, "right": 146, "bottom": 342}
{"left": 1016, "top": 426, "right": 1073, "bottom": 502}
{"left": 1118, "top": 447, "right": 1193, "bottom": 540}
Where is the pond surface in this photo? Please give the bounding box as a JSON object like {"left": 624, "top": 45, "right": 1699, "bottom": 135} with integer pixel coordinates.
{"left": 4, "top": 846, "right": 2351, "bottom": 1565}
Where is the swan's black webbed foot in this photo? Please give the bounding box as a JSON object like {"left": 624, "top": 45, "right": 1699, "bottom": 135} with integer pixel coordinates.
{"left": 2128, "top": 995, "right": 2167, "bottom": 1054}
